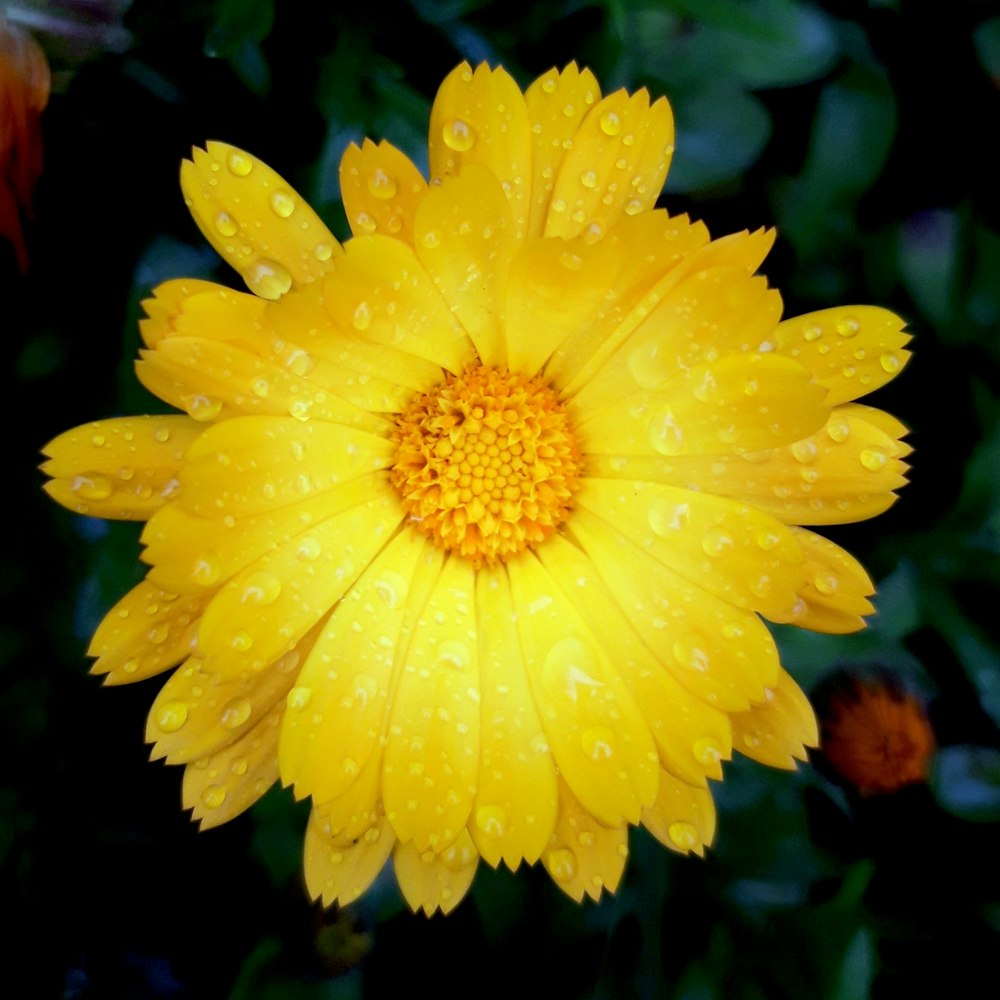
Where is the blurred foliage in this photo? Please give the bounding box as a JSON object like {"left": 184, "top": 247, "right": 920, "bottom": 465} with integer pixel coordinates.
{"left": 4, "top": 0, "right": 1000, "bottom": 997}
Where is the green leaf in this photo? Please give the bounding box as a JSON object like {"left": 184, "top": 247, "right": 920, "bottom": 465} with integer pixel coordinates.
{"left": 897, "top": 209, "right": 960, "bottom": 329}
{"left": 204, "top": 0, "right": 274, "bottom": 58}
{"left": 974, "top": 17, "right": 1000, "bottom": 81}
{"left": 931, "top": 745, "right": 1000, "bottom": 822}
{"left": 666, "top": 85, "right": 771, "bottom": 192}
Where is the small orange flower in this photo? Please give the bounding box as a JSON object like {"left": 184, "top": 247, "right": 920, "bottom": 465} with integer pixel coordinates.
{"left": 0, "top": 16, "right": 50, "bottom": 271}
{"left": 818, "top": 672, "right": 935, "bottom": 795}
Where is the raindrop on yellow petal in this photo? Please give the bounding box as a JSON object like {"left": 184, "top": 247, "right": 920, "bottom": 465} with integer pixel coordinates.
{"left": 270, "top": 190, "right": 295, "bottom": 218}
{"left": 443, "top": 118, "right": 475, "bottom": 152}
{"left": 156, "top": 701, "right": 189, "bottom": 733}
{"left": 245, "top": 258, "right": 293, "bottom": 300}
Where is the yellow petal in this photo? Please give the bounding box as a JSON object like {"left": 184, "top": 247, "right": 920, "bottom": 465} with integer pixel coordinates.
{"left": 786, "top": 527, "right": 875, "bottom": 633}
{"left": 641, "top": 769, "right": 716, "bottom": 857}
{"left": 42, "top": 416, "right": 202, "bottom": 521}
{"left": 383, "top": 556, "right": 480, "bottom": 853}
{"left": 542, "top": 781, "right": 628, "bottom": 903}
{"left": 266, "top": 278, "right": 445, "bottom": 398}
{"left": 535, "top": 535, "right": 732, "bottom": 786}
{"left": 545, "top": 87, "right": 674, "bottom": 241}
{"left": 322, "top": 235, "right": 474, "bottom": 374}
{"left": 140, "top": 280, "right": 267, "bottom": 349}
{"left": 313, "top": 746, "right": 384, "bottom": 843}
{"left": 730, "top": 668, "right": 818, "bottom": 769}
{"left": 340, "top": 139, "right": 429, "bottom": 243}
{"left": 147, "top": 621, "right": 320, "bottom": 765}
{"left": 182, "top": 702, "right": 283, "bottom": 829}
{"left": 568, "top": 507, "right": 780, "bottom": 711}
{"left": 304, "top": 810, "right": 394, "bottom": 909}
{"left": 89, "top": 581, "right": 205, "bottom": 685}
{"left": 428, "top": 62, "right": 531, "bottom": 238}
{"left": 577, "top": 479, "right": 805, "bottom": 622}
{"left": 137, "top": 337, "right": 391, "bottom": 432}
{"left": 176, "top": 416, "right": 393, "bottom": 519}
{"left": 543, "top": 210, "right": 712, "bottom": 389}
{"left": 508, "top": 552, "right": 658, "bottom": 827}
{"left": 196, "top": 493, "right": 403, "bottom": 678}
{"left": 393, "top": 829, "right": 479, "bottom": 916}
{"left": 567, "top": 267, "right": 781, "bottom": 414}
{"left": 143, "top": 473, "right": 387, "bottom": 595}
{"left": 470, "top": 564, "right": 558, "bottom": 869}
{"left": 524, "top": 63, "right": 602, "bottom": 237}
{"left": 279, "top": 530, "right": 431, "bottom": 805}
{"left": 181, "top": 142, "right": 341, "bottom": 296}
{"left": 503, "top": 231, "right": 621, "bottom": 377}
{"left": 770, "top": 306, "right": 911, "bottom": 405}
{"left": 585, "top": 402, "right": 910, "bottom": 527}
{"left": 575, "top": 352, "right": 829, "bottom": 458}
{"left": 413, "top": 165, "right": 517, "bottom": 367}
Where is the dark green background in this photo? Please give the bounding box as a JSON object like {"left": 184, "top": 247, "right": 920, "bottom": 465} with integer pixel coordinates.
{"left": 4, "top": 0, "right": 1000, "bottom": 996}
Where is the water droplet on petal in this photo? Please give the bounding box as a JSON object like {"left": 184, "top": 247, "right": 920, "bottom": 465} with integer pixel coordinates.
{"left": 367, "top": 169, "right": 397, "bottom": 199}
{"left": 313, "top": 242, "right": 334, "bottom": 261}
{"left": 860, "top": 447, "right": 887, "bottom": 471}
{"left": 296, "top": 536, "right": 321, "bottom": 560}
{"left": 668, "top": 821, "right": 699, "bottom": 851}
{"left": 353, "top": 301, "right": 372, "bottom": 330}
{"left": 649, "top": 410, "right": 685, "bottom": 456}
{"left": 701, "top": 525, "right": 734, "bottom": 557}
{"left": 803, "top": 324, "right": 823, "bottom": 342}
{"left": 836, "top": 316, "right": 860, "bottom": 337}
{"left": 246, "top": 258, "right": 293, "bottom": 300}
{"left": 673, "top": 635, "right": 709, "bottom": 673}
{"left": 270, "top": 190, "right": 295, "bottom": 218}
{"left": 880, "top": 352, "right": 900, "bottom": 373}
{"left": 287, "top": 686, "right": 313, "bottom": 710}
{"left": 693, "top": 736, "right": 722, "bottom": 766}
{"left": 214, "top": 212, "right": 238, "bottom": 237}
{"left": 443, "top": 118, "right": 475, "bottom": 152}
{"left": 241, "top": 571, "right": 282, "bottom": 606}
{"left": 227, "top": 150, "right": 253, "bottom": 176}
{"left": 185, "top": 395, "right": 222, "bottom": 422}
{"left": 201, "top": 785, "right": 227, "bottom": 809}
{"left": 475, "top": 804, "right": 508, "bottom": 839}
{"left": 541, "top": 77, "right": 557, "bottom": 94}
{"left": 221, "top": 696, "right": 252, "bottom": 729}
{"left": 156, "top": 700, "right": 188, "bottom": 733}
{"left": 374, "top": 570, "right": 408, "bottom": 609}
{"left": 813, "top": 572, "right": 839, "bottom": 595}
{"left": 581, "top": 726, "right": 615, "bottom": 761}
{"left": 827, "top": 418, "right": 850, "bottom": 443}
{"left": 438, "top": 640, "right": 470, "bottom": 671}
{"left": 420, "top": 229, "right": 441, "bottom": 249}
{"left": 580, "top": 169, "right": 598, "bottom": 189}
{"left": 624, "top": 198, "right": 643, "bottom": 216}
{"left": 548, "top": 847, "right": 577, "bottom": 881}
{"left": 600, "top": 110, "right": 621, "bottom": 136}
{"left": 230, "top": 629, "right": 253, "bottom": 652}
{"left": 192, "top": 554, "right": 221, "bottom": 586}
{"left": 792, "top": 440, "right": 818, "bottom": 463}
{"left": 72, "top": 475, "right": 113, "bottom": 500}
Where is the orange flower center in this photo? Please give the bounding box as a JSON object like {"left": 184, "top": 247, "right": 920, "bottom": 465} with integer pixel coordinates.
{"left": 390, "top": 366, "right": 582, "bottom": 565}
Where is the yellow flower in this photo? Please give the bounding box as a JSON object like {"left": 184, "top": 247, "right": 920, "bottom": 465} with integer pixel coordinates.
{"left": 42, "top": 62, "right": 911, "bottom": 915}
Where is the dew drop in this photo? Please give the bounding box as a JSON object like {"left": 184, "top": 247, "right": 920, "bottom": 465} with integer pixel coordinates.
{"left": 251, "top": 377, "right": 270, "bottom": 398}
{"left": 227, "top": 150, "right": 253, "bottom": 176}
{"left": 803, "top": 324, "right": 823, "bottom": 342}
{"left": 221, "top": 697, "right": 252, "bottom": 729}
{"left": 559, "top": 250, "right": 584, "bottom": 271}
{"left": 668, "top": 821, "right": 699, "bottom": 851}
{"left": 241, "top": 571, "right": 282, "bottom": 606}
{"left": 624, "top": 198, "right": 643, "bottom": 216}
{"left": 214, "top": 212, "right": 238, "bottom": 237}
{"left": 580, "top": 169, "right": 598, "bottom": 189}
{"left": 548, "top": 848, "right": 577, "bottom": 881}
{"left": 270, "top": 189, "right": 295, "bottom": 218}
{"left": 297, "top": 536, "right": 322, "bottom": 560}
{"left": 701, "top": 525, "right": 734, "bottom": 557}
{"left": 184, "top": 394, "right": 222, "bottom": 422}
{"left": 648, "top": 499, "right": 690, "bottom": 535}
{"left": 72, "top": 475, "right": 113, "bottom": 501}
{"left": 673, "top": 635, "right": 709, "bottom": 673}
{"left": 146, "top": 624, "right": 169, "bottom": 645}
{"left": 201, "top": 785, "right": 227, "bottom": 809}
{"left": 791, "top": 440, "right": 818, "bottom": 463}
{"left": 156, "top": 700, "right": 188, "bottom": 733}
{"left": 341, "top": 756, "right": 359, "bottom": 777}
{"left": 475, "top": 804, "right": 508, "bottom": 839}
{"left": 245, "top": 258, "right": 293, "bottom": 300}
{"left": 827, "top": 418, "right": 850, "bottom": 443}
{"left": 880, "top": 352, "right": 901, "bottom": 373}
{"left": 860, "top": 447, "right": 887, "bottom": 471}
{"left": 287, "top": 686, "right": 313, "bottom": 710}
{"left": 367, "top": 169, "right": 397, "bottom": 199}
{"left": 230, "top": 629, "right": 253, "bottom": 652}
{"left": 541, "top": 77, "right": 557, "bottom": 94}
{"left": 648, "top": 410, "right": 685, "bottom": 456}
{"left": 836, "top": 316, "right": 860, "bottom": 337}
{"left": 192, "top": 554, "right": 221, "bottom": 586}
{"left": 443, "top": 118, "right": 475, "bottom": 152}
{"left": 438, "top": 640, "right": 470, "bottom": 671}
{"left": 374, "top": 570, "right": 408, "bottom": 609}
{"left": 420, "top": 229, "right": 441, "bottom": 249}
{"left": 353, "top": 301, "right": 372, "bottom": 330}
{"left": 813, "top": 572, "right": 838, "bottom": 595}
{"left": 581, "top": 726, "right": 615, "bottom": 761}
{"left": 600, "top": 110, "right": 621, "bottom": 136}
{"left": 354, "top": 212, "right": 377, "bottom": 234}
{"left": 693, "top": 736, "right": 722, "bottom": 766}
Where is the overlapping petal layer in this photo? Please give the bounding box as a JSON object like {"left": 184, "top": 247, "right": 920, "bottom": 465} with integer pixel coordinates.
{"left": 43, "top": 61, "right": 910, "bottom": 916}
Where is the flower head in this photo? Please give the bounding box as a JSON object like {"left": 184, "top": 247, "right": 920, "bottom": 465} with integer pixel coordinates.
{"left": 42, "top": 62, "right": 911, "bottom": 914}
{"left": 816, "top": 670, "right": 934, "bottom": 795}
{"left": 0, "top": 14, "right": 50, "bottom": 271}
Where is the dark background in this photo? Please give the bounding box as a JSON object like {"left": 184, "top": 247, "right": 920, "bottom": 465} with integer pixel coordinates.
{"left": 4, "top": 1, "right": 1000, "bottom": 996}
